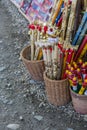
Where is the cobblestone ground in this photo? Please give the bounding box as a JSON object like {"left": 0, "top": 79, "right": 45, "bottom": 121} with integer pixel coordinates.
{"left": 0, "top": 1, "right": 87, "bottom": 130}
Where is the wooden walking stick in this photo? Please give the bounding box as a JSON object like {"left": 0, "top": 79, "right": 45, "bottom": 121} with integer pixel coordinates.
{"left": 46, "top": 45, "right": 53, "bottom": 79}
{"left": 37, "top": 25, "right": 42, "bottom": 41}
{"left": 52, "top": 43, "right": 59, "bottom": 79}
{"left": 59, "top": 51, "right": 64, "bottom": 79}
{"left": 65, "top": 0, "right": 78, "bottom": 44}
{"left": 42, "top": 46, "right": 47, "bottom": 67}
{"left": 34, "top": 25, "right": 42, "bottom": 60}
{"left": 28, "top": 24, "right": 36, "bottom": 60}
{"left": 34, "top": 41, "right": 40, "bottom": 60}
{"left": 61, "top": 0, "right": 69, "bottom": 41}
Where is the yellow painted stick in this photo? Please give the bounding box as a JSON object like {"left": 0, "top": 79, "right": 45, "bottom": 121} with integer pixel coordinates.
{"left": 78, "top": 44, "right": 87, "bottom": 60}
{"left": 52, "top": 0, "right": 64, "bottom": 25}
{"left": 37, "top": 48, "right": 43, "bottom": 60}
{"left": 84, "top": 0, "right": 87, "bottom": 11}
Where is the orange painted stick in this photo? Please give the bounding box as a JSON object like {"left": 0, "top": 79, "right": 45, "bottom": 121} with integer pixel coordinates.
{"left": 52, "top": 0, "right": 64, "bottom": 25}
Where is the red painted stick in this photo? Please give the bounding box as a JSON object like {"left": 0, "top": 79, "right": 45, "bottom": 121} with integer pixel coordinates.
{"left": 74, "top": 35, "right": 87, "bottom": 61}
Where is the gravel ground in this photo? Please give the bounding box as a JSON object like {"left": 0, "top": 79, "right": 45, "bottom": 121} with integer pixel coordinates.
{"left": 0, "top": 0, "right": 87, "bottom": 130}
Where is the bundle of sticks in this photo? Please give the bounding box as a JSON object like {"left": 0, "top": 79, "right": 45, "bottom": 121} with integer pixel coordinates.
{"left": 27, "top": 0, "right": 87, "bottom": 80}
{"left": 38, "top": 38, "right": 63, "bottom": 80}
{"left": 28, "top": 23, "right": 48, "bottom": 60}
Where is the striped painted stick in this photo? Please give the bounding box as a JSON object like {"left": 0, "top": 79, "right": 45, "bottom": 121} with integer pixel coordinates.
{"left": 76, "top": 21, "right": 87, "bottom": 45}
{"left": 74, "top": 35, "right": 87, "bottom": 61}
{"left": 62, "top": 49, "right": 76, "bottom": 79}
{"left": 72, "top": 12, "right": 87, "bottom": 45}
{"left": 52, "top": 0, "right": 64, "bottom": 25}
{"left": 55, "top": 2, "right": 64, "bottom": 24}
{"left": 56, "top": 16, "right": 63, "bottom": 27}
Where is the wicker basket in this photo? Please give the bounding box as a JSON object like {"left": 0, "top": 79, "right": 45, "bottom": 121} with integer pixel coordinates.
{"left": 20, "top": 45, "right": 45, "bottom": 81}
{"left": 44, "top": 73, "right": 71, "bottom": 106}
{"left": 70, "top": 88, "right": 87, "bottom": 114}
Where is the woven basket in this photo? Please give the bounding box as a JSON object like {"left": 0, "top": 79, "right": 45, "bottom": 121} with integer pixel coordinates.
{"left": 20, "top": 45, "right": 45, "bottom": 81}
{"left": 70, "top": 88, "right": 87, "bottom": 114}
{"left": 44, "top": 73, "right": 71, "bottom": 106}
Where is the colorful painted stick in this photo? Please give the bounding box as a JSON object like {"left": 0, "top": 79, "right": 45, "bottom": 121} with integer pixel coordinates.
{"left": 74, "top": 35, "right": 87, "bottom": 61}
{"left": 34, "top": 25, "right": 42, "bottom": 60}
{"left": 72, "top": 77, "right": 78, "bottom": 93}
{"left": 68, "top": 49, "right": 75, "bottom": 66}
{"left": 72, "top": 0, "right": 81, "bottom": 39}
{"left": 66, "top": 0, "right": 78, "bottom": 43}
{"left": 76, "top": 21, "right": 87, "bottom": 45}
{"left": 49, "top": 0, "right": 58, "bottom": 22}
{"left": 78, "top": 43, "right": 87, "bottom": 60}
{"left": 72, "top": 12, "right": 87, "bottom": 45}
{"left": 56, "top": 16, "right": 63, "bottom": 27}
{"left": 37, "top": 48, "right": 43, "bottom": 60}
{"left": 52, "top": 0, "right": 64, "bottom": 25}
{"left": 67, "top": 71, "right": 74, "bottom": 86}
{"left": 81, "top": 63, "right": 87, "bottom": 79}
{"left": 61, "top": 49, "right": 68, "bottom": 78}
{"left": 55, "top": 2, "right": 64, "bottom": 24}
{"left": 61, "top": 0, "right": 69, "bottom": 40}
{"left": 76, "top": 68, "right": 82, "bottom": 85}
{"left": 62, "top": 48, "right": 76, "bottom": 79}
{"left": 78, "top": 79, "right": 87, "bottom": 95}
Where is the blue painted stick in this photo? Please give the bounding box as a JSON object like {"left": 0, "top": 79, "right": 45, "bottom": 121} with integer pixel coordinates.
{"left": 72, "top": 12, "right": 87, "bottom": 45}
{"left": 55, "top": 3, "right": 64, "bottom": 24}
{"left": 76, "top": 21, "right": 87, "bottom": 45}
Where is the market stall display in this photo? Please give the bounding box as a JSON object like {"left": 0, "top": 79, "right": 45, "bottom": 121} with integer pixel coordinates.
{"left": 10, "top": 0, "right": 87, "bottom": 111}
